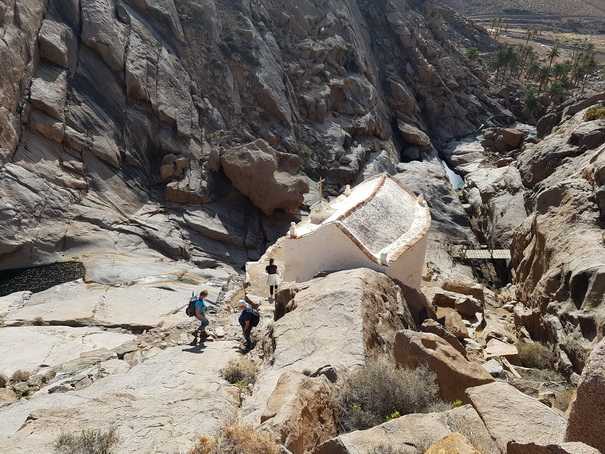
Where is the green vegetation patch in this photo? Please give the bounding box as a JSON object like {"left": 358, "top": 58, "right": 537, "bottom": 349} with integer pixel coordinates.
{"left": 584, "top": 106, "right": 605, "bottom": 121}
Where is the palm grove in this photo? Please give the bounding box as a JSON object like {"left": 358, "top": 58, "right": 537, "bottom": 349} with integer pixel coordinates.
{"left": 465, "top": 30, "right": 598, "bottom": 116}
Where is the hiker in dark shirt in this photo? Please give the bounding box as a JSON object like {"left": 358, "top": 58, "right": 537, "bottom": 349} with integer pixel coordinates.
{"left": 265, "top": 258, "right": 281, "bottom": 298}
{"left": 238, "top": 300, "right": 254, "bottom": 349}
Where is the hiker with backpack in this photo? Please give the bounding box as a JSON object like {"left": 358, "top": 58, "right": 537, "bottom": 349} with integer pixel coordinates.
{"left": 238, "top": 299, "right": 259, "bottom": 350}
{"left": 190, "top": 290, "right": 210, "bottom": 343}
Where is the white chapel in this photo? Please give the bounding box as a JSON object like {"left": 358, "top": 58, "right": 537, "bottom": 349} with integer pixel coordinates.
{"left": 282, "top": 172, "right": 431, "bottom": 290}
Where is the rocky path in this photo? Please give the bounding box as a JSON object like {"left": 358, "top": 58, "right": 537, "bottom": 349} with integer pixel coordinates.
{"left": 0, "top": 253, "right": 249, "bottom": 454}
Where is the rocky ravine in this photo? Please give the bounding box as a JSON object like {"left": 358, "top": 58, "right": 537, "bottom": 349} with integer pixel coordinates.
{"left": 0, "top": 0, "right": 506, "bottom": 273}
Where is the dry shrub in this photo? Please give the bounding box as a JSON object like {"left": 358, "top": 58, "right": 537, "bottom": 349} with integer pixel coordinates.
{"left": 553, "top": 387, "right": 575, "bottom": 412}
{"left": 32, "top": 316, "right": 46, "bottom": 326}
{"left": 0, "top": 373, "right": 7, "bottom": 388}
{"left": 54, "top": 427, "right": 119, "bottom": 454}
{"left": 516, "top": 342, "right": 556, "bottom": 370}
{"left": 520, "top": 367, "right": 564, "bottom": 382}
{"left": 11, "top": 370, "right": 30, "bottom": 383}
{"left": 369, "top": 444, "right": 408, "bottom": 454}
{"left": 189, "top": 424, "right": 278, "bottom": 454}
{"left": 337, "top": 360, "right": 442, "bottom": 433}
{"left": 219, "top": 358, "right": 258, "bottom": 385}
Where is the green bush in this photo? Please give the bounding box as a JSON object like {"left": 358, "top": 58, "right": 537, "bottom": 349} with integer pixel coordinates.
{"left": 337, "top": 360, "right": 442, "bottom": 433}
{"left": 54, "top": 427, "right": 119, "bottom": 454}
{"left": 516, "top": 342, "right": 556, "bottom": 370}
{"left": 219, "top": 358, "right": 258, "bottom": 385}
{"left": 584, "top": 106, "right": 605, "bottom": 121}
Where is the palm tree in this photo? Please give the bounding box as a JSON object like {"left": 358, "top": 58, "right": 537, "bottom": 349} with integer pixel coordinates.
{"left": 526, "top": 60, "right": 541, "bottom": 80}
{"left": 547, "top": 45, "right": 560, "bottom": 67}
{"left": 571, "top": 53, "right": 597, "bottom": 89}
{"left": 559, "top": 74, "right": 572, "bottom": 89}
{"left": 465, "top": 47, "right": 480, "bottom": 61}
{"left": 537, "top": 65, "right": 552, "bottom": 94}
{"left": 545, "top": 80, "right": 565, "bottom": 100}
{"left": 552, "top": 62, "right": 568, "bottom": 80}
{"left": 523, "top": 87, "right": 542, "bottom": 118}
{"left": 491, "top": 47, "right": 509, "bottom": 80}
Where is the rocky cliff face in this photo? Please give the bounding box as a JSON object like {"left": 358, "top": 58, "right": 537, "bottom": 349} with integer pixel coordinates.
{"left": 0, "top": 0, "right": 505, "bottom": 271}
{"left": 445, "top": 94, "right": 605, "bottom": 376}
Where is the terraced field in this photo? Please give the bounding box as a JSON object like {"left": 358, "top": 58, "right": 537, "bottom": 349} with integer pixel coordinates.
{"left": 437, "top": 0, "right": 605, "bottom": 63}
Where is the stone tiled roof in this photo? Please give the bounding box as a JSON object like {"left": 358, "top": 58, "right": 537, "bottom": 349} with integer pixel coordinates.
{"left": 293, "top": 173, "right": 431, "bottom": 264}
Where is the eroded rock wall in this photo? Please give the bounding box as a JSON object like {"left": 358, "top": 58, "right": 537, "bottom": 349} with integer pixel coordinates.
{"left": 0, "top": 0, "right": 505, "bottom": 271}
{"left": 511, "top": 108, "right": 605, "bottom": 374}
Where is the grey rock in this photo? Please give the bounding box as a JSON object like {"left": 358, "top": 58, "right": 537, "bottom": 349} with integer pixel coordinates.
{"left": 467, "top": 382, "right": 566, "bottom": 451}
{"left": 565, "top": 338, "right": 605, "bottom": 452}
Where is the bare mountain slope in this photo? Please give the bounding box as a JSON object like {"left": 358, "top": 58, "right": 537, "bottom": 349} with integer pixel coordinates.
{"left": 435, "top": 0, "right": 605, "bottom": 18}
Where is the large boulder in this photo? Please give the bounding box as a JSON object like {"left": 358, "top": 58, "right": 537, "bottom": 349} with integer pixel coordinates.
{"left": 565, "top": 338, "right": 605, "bottom": 452}
{"left": 394, "top": 330, "right": 493, "bottom": 403}
{"left": 221, "top": 139, "right": 309, "bottom": 215}
{"left": 420, "top": 319, "right": 467, "bottom": 357}
{"left": 467, "top": 382, "right": 566, "bottom": 451}
{"left": 242, "top": 268, "right": 420, "bottom": 425}
{"left": 314, "top": 405, "right": 499, "bottom": 454}
{"left": 260, "top": 371, "right": 338, "bottom": 454}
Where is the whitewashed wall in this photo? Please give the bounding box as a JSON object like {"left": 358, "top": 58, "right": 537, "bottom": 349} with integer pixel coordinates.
{"left": 284, "top": 223, "right": 428, "bottom": 290}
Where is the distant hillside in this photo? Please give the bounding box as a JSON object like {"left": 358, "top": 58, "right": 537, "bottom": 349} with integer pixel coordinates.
{"left": 435, "top": 0, "right": 605, "bottom": 18}
{"left": 436, "top": 0, "right": 605, "bottom": 63}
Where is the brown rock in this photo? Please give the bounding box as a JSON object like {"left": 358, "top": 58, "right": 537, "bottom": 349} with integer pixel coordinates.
{"left": 569, "top": 122, "right": 605, "bottom": 149}
{"left": 81, "top": 0, "right": 127, "bottom": 71}
{"left": 455, "top": 296, "right": 480, "bottom": 318}
{"left": 565, "top": 338, "right": 605, "bottom": 452}
{"left": 397, "top": 121, "right": 433, "bottom": 152}
{"left": 483, "top": 339, "right": 520, "bottom": 365}
{"left": 241, "top": 268, "right": 418, "bottom": 426}
{"left": 260, "top": 371, "right": 337, "bottom": 454}
{"left": 314, "top": 405, "right": 499, "bottom": 454}
{"left": 432, "top": 289, "right": 458, "bottom": 308}
{"left": 500, "top": 128, "right": 526, "bottom": 149}
{"left": 221, "top": 139, "right": 309, "bottom": 215}
{"left": 394, "top": 330, "right": 493, "bottom": 403}
{"left": 38, "top": 19, "right": 77, "bottom": 70}
{"left": 425, "top": 432, "right": 480, "bottom": 454}
{"left": 444, "top": 311, "right": 470, "bottom": 340}
{"left": 508, "top": 441, "right": 600, "bottom": 454}
{"left": 442, "top": 280, "right": 485, "bottom": 302}
{"left": 28, "top": 110, "right": 64, "bottom": 143}
{"left": 467, "top": 382, "right": 566, "bottom": 451}
{"left": 90, "top": 136, "right": 121, "bottom": 168}
{"left": 0, "top": 388, "right": 18, "bottom": 407}
{"left": 421, "top": 319, "right": 467, "bottom": 358}
{"left": 494, "top": 136, "right": 509, "bottom": 152}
